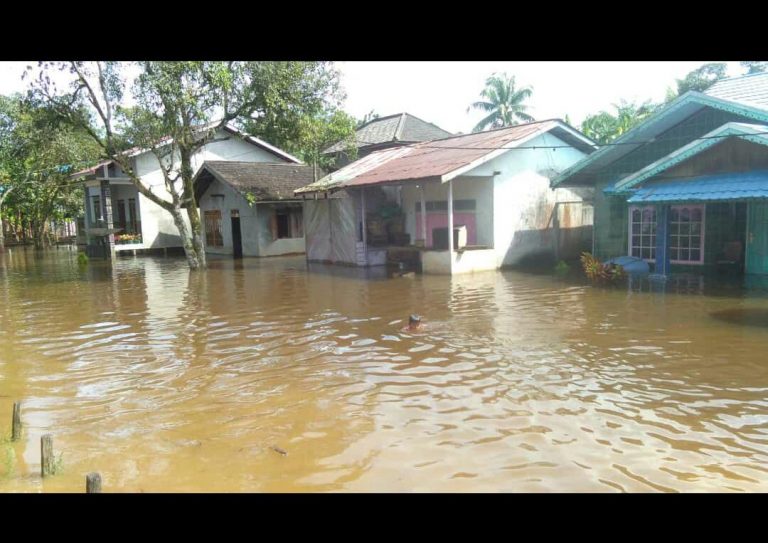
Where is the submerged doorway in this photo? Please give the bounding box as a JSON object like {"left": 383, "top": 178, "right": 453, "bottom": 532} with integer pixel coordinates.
{"left": 747, "top": 201, "right": 768, "bottom": 274}
{"left": 231, "top": 209, "right": 242, "bottom": 259}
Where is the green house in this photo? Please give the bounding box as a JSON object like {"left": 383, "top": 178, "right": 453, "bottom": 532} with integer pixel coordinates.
{"left": 553, "top": 72, "right": 768, "bottom": 276}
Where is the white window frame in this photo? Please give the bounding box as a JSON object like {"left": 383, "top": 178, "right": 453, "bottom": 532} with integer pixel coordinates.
{"left": 628, "top": 204, "right": 706, "bottom": 265}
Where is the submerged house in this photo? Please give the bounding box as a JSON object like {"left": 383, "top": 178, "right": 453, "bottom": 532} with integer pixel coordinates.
{"left": 323, "top": 112, "right": 453, "bottom": 170}
{"left": 194, "top": 161, "right": 315, "bottom": 258}
{"left": 73, "top": 125, "right": 300, "bottom": 257}
{"left": 553, "top": 72, "right": 768, "bottom": 277}
{"left": 296, "top": 119, "right": 597, "bottom": 274}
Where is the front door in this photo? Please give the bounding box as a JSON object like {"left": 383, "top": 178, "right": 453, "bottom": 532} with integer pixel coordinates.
{"left": 231, "top": 210, "right": 242, "bottom": 259}
{"left": 746, "top": 201, "right": 768, "bottom": 274}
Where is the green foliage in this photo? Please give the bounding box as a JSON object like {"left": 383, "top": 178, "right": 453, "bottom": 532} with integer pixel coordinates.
{"left": 741, "top": 61, "right": 768, "bottom": 75}
{"left": 239, "top": 62, "right": 357, "bottom": 171}
{"left": 468, "top": 73, "right": 534, "bottom": 132}
{"left": 0, "top": 93, "right": 101, "bottom": 249}
{"left": 554, "top": 260, "right": 570, "bottom": 275}
{"left": 357, "top": 110, "right": 380, "bottom": 128}
{"left": 581, "top": 100, "right": 657, "bottom": 144}
{"left": 580, "top": 252, "right": 626, "bottom": 283}
{"left": 664, "top": 63, "right": 728, "bottom": 102}
{"left": 77, "top": 252, "right": 89, "bottom": 266}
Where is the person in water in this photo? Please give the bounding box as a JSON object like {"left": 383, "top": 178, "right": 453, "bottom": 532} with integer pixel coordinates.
{"left": 405, "top": 314, "right": 424, "bottom": 332}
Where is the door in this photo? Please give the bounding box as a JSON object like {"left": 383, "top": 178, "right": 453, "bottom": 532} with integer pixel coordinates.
{"left": 746, "top": 201, "right": 768, "bottom": 274}
{"left": 231, "top": 210, "right": 242, "bottom": 259}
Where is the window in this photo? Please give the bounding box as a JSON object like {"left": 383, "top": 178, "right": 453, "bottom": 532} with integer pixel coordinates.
{"left": 128, "top": 199, "right": 137, "bottom": 234}
{"left": 270, "top": 207, "right": 303, "bottom": 239}
{"left": 92, "top": 196, "right": 102, "bottom": 222}
{"left": 629, "top": 206, "right": 656, "bottom": 261}
{"left": 628, "top": 205, "right": 705, "bottom": 264}
{"left": 669, "top": 205, "right": 705, "bottom": 264}
{"left": 204, "top": 210, "right": 223, "bottom": 247}
{"left": 116, "top": 199, "right": 126, "bottom": 232}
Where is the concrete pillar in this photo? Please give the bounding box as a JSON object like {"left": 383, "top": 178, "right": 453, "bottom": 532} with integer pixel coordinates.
{"left": 100, "top": 180, "right": 115, "bottom": 259}
{"left": 447, "top": 180, "right": 454, "bottom": 274}
{"left": 360, "top": 187, "right": 367, "bottom": 265}
{"left": 420, "top": 185, "right": 427, "bottom": 246}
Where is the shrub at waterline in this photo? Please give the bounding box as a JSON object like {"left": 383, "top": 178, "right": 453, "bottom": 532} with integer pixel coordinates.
{"left": 580, "top": 252, "right": 626, "bottom": 283}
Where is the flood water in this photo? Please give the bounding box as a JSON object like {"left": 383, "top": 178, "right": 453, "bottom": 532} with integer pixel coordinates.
{"left": 2, "top": 248, "right": 768, "bottom": 492}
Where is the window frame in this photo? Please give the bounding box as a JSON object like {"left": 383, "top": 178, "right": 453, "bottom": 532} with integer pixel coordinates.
{"left": 204, "top": 209, "right": 224, "bottom": 247}
{"left": 627, "top": 204, "right": 706, "bottom": 265}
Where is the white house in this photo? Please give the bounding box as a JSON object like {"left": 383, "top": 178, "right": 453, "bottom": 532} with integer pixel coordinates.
{"left": 194, "top": 161, "right": 315, "bottom": 258}
{"left": 74, "top": 125, "right": 301, "bottom": 257}
{"left": 295, "top": 119, "right": 597, "bottom": 274}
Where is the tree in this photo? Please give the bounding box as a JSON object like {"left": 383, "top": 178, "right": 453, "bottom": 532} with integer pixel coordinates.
{"left": 580, "top": 100, "right": 657, "bottom": 144}
{"left": 741, "top": 61, "right": 768, "bottom": 75}
{"left": 29, "top": 61, "right": 346, "bottom": 270}
{"left": 669, "top": 63, "right": 728, "bottom": 99}
{"left": 241, "top": 63, "right": 356, "bottom": 172}
{"left": 357, "top": 110, "right": 380, "bottom": 128}
{"left": 0, "top": 94, "right": 100, "bottom": 250}
{"left": 468, "top": 73, "right": 534, "bottom": 132}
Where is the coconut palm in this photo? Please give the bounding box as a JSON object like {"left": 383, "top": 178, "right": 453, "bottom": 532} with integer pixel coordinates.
{"left": 468, "top": 73, "right": 534, "bottom": 132}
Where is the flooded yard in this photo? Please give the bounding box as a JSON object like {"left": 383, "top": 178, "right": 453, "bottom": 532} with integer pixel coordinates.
{"left": 2, "top": 248, "right": 768, "bottom": 492}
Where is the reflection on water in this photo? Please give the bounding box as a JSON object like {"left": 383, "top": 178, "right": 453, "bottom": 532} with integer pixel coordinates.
{"left": 710, "top": 308, "right": 768, "bottom": 328}
{"left": 2, "top": 247, "right": 768, "bottom": 492}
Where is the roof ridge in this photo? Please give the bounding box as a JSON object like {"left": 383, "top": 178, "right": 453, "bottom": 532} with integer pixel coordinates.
{"left": 709, "top": 71, "right": 768, "bottom": 85}
{"left": 393, "top": 113, "right": 407, "bottom": 141}
{"left": 411, "top": 118, "right": 558, "bottom": 145}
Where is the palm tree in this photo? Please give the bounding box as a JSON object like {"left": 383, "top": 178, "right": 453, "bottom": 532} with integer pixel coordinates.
{"left": 468, "top": 73, "right": 534, "bottom": 132}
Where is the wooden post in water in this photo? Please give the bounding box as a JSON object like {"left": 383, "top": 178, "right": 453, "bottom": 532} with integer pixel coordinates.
{"left": 41, "top": 434, "right": 55, "bottom": 477}
{"left": 86, "top": 472, "right": 102, "bottom": 493}
{"left": 11, "top": 401, "right": 21, "bottom": 441}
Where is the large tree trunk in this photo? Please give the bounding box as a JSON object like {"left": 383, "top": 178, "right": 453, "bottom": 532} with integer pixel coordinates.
{"left": 0, "top": 210, "right": 5, "bottom": 252}
{"left": 32, "top": 221, "right": 45, "bottom": 251}
{"left": 170, "top": 203, "right": 201, "bottom": 270}
{"left": 180, "top": 150, "right": 206, "bottom": 269}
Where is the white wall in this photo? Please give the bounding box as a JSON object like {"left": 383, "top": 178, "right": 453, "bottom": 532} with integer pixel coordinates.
{"left": 132, "top": 129, "right": 288, "bottom": 249}
{"left": 480, "top": 132, "right": 591, "bottom": 267}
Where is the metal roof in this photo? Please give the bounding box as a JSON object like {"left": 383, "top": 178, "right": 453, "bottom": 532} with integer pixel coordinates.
{"left": 552, "top": 92, "right": 768, "bottom": 188}
{"left": 323, "top": 112, "right": 453, "bottom": 154}
{"left": 299, "top": 119, "right": 595, "bottom": 193}
{"left": 626, "top": 170, "right": 768, "bottom": 203}
{"left": 613, "top": 122, "right": 768, "bottom": 191}
{"left": 706, "top": 72, "right": 768, "bottom": 110}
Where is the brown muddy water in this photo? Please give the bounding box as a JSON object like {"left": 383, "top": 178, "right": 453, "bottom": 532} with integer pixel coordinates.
{"left": 2, "top": 248, "right": 768, "bottom": 492}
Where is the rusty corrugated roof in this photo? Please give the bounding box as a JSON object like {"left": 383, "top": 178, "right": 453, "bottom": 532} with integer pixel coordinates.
{"left": 346, "top": 121, "right": 555, "bottom": 187}
{"left": 296, "top": 119, "right": 595, "bottom": 194}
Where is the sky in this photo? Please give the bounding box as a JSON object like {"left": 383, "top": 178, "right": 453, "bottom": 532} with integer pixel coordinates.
{"left": 0, "top": 61, "right": 746, "bottom": 134}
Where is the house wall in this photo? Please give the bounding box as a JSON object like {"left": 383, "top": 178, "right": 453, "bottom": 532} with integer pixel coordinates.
{"left": 255, "top": 203, "right": 305, "bottom": 256}
{"left": 404, "top": 132, "right": 591, "bottom": 270}
{"left": 592, "top": 137, "right": 768, "bottom": 263}
{"left": 304, "top": 196, "right": 358, "bottom": 265}
{"left": 198, "top": 177, "right": 305, "bottom": 257}
{"left": 132, "top": 129, "right": 287, "bottom": 249}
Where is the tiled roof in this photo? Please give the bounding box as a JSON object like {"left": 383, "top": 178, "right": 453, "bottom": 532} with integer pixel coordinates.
{"left": 627, "top": 170, "right": 768, "bottom": 203}
{"left": 706, "top": 73, "right": 768, "bottom": 110}
{"left": 195, "top": 161, "right": 317, "bottom": 202}
{"left": 323, "top": 113, "right": 453, "bottom": 154}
